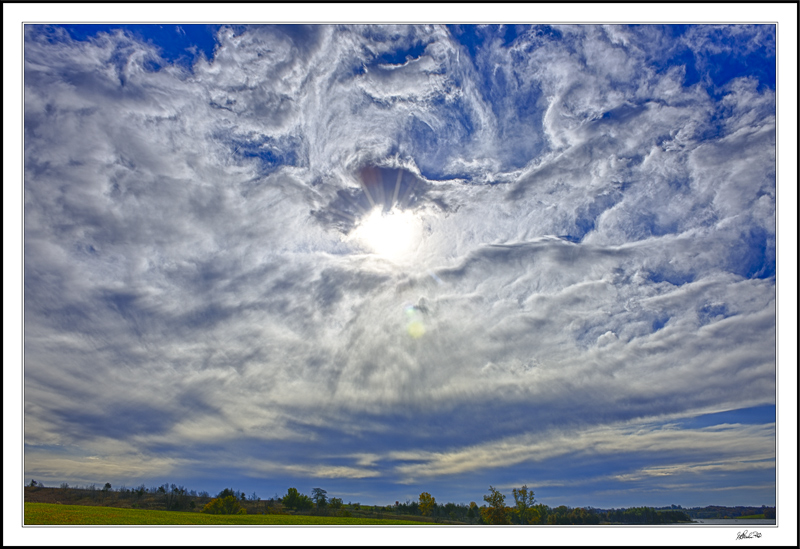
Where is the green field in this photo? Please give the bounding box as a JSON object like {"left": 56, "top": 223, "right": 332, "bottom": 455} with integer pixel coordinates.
{"left": 24, "top": 503, "right": 428, "bottom": 525}
{"left": 735, "top": 514, "right": 766, "bottom": 520}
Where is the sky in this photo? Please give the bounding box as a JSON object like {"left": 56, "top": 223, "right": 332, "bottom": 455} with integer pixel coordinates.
{"left": 13, "top": 16, "right": 794, "bottom": 525}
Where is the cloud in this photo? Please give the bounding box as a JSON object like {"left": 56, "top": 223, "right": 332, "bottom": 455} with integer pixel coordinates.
{"left": 386, "top": 419, "right": 774, "bottom": 481}
{"left": 23, "top": 23, "right": 776, "bottom": 506}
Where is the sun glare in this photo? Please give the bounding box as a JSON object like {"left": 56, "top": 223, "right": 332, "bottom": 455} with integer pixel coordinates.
{"left": 352, "top": 207, "right": 422, "bottom": 262}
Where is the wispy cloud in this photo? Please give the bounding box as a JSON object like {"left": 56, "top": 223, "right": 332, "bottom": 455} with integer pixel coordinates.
{"left": 387, "top": 420, "right": 775, "bottom": 482}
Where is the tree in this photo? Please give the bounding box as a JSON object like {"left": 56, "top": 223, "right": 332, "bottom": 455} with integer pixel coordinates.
{"left": 466, "top": 501, "right": 480, "bottom": 523}
{"left": 530, "top": 503, "right": 550, "bottom": 525}
{"left": 329, "top": 497, "right": 343, "bottom": 509}
{"left": 568, "top": 507, "right": 599, "bottom": 525}
{"left": 419, "top": 492, "right": 436, "bottom": 516}
{"left": 511, "top": 485, "right": 536, "bottom": 524}
{"left": 202, "top": 495, "right": 246, "bottom": 515}
{"left": 481, "top": 486, "right": 511, "bottom": 525}
{"left": 547, "top": 505, "right": 571, "bottom": 524}
{"left": 165, "top": 484, "right": 189, "bottom": 510}
{"left": 282, "top": 487, "right": 313, "bottom": 511}
{"left": 103, "top": 482, "right": 112, "bottom": 492}
{"left": 311, "top": 488, "right": 328, "bottom": 508}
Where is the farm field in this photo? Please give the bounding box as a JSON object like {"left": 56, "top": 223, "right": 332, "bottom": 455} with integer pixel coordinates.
{"left": 735, "top": 514, "right": 766, "bottom": 520}
{"left": 24, "top": 503, "right": 428, "bottom": 526}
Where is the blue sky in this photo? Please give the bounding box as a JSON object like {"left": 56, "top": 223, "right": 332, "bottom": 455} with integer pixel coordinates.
{"left": 15, "top": 17, "right": 789, "bottom": 523}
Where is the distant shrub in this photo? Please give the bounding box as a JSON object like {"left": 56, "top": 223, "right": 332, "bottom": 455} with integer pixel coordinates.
{"left": 202, "top": 495, "right": 247, "bottom": 515}
{"left": 264, "top": 504, "right": 288, "bottom": 515}
{"left": 282, "top": 488, "right": 313, "bottom": 511}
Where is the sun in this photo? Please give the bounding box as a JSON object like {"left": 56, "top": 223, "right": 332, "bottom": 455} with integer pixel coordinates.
{"left": 352, "top": 207, "right": 422, "bottom": 262}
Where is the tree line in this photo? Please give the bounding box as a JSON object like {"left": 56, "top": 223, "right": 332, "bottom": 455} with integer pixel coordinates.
{"left": 25, "top": 479, "right": 703, "bottom": 523}
{"left": 201, "top": 484, "right": 692, "bottom": 523}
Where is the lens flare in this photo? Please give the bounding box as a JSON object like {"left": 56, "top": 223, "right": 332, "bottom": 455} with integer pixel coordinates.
{"left": 404, "top": 303, "right": 426, "bottom": 338}
{"left": 407, "top": 321, "right": 426, "bottom": 338}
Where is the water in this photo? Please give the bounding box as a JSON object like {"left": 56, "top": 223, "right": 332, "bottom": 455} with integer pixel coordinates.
{"left": 690, "top": 519, "right": 776, "bottom": 525}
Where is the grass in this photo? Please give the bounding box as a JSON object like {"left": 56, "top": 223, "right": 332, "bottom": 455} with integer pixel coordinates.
{"left": 25, "top": 503, "right": 429, "bottom": 525}
{"left": 734, "top": 514, "right": 766, "bottom": 520}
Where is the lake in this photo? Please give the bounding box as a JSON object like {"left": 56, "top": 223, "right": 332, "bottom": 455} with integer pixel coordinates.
{"left": 690, "top": 519, "right": 776, "bottom": 525}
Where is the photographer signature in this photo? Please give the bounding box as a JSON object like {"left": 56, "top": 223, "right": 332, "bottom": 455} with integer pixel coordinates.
{"left": 736, "top": 530, "right": 762, "bottom": 540}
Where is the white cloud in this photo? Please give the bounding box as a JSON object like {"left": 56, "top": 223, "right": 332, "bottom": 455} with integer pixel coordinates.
{"left": 23, "top": 24, "right": 775, "bottom": 502}
{"left": 388, "top": 420, "right": 775, "bottom": 482}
